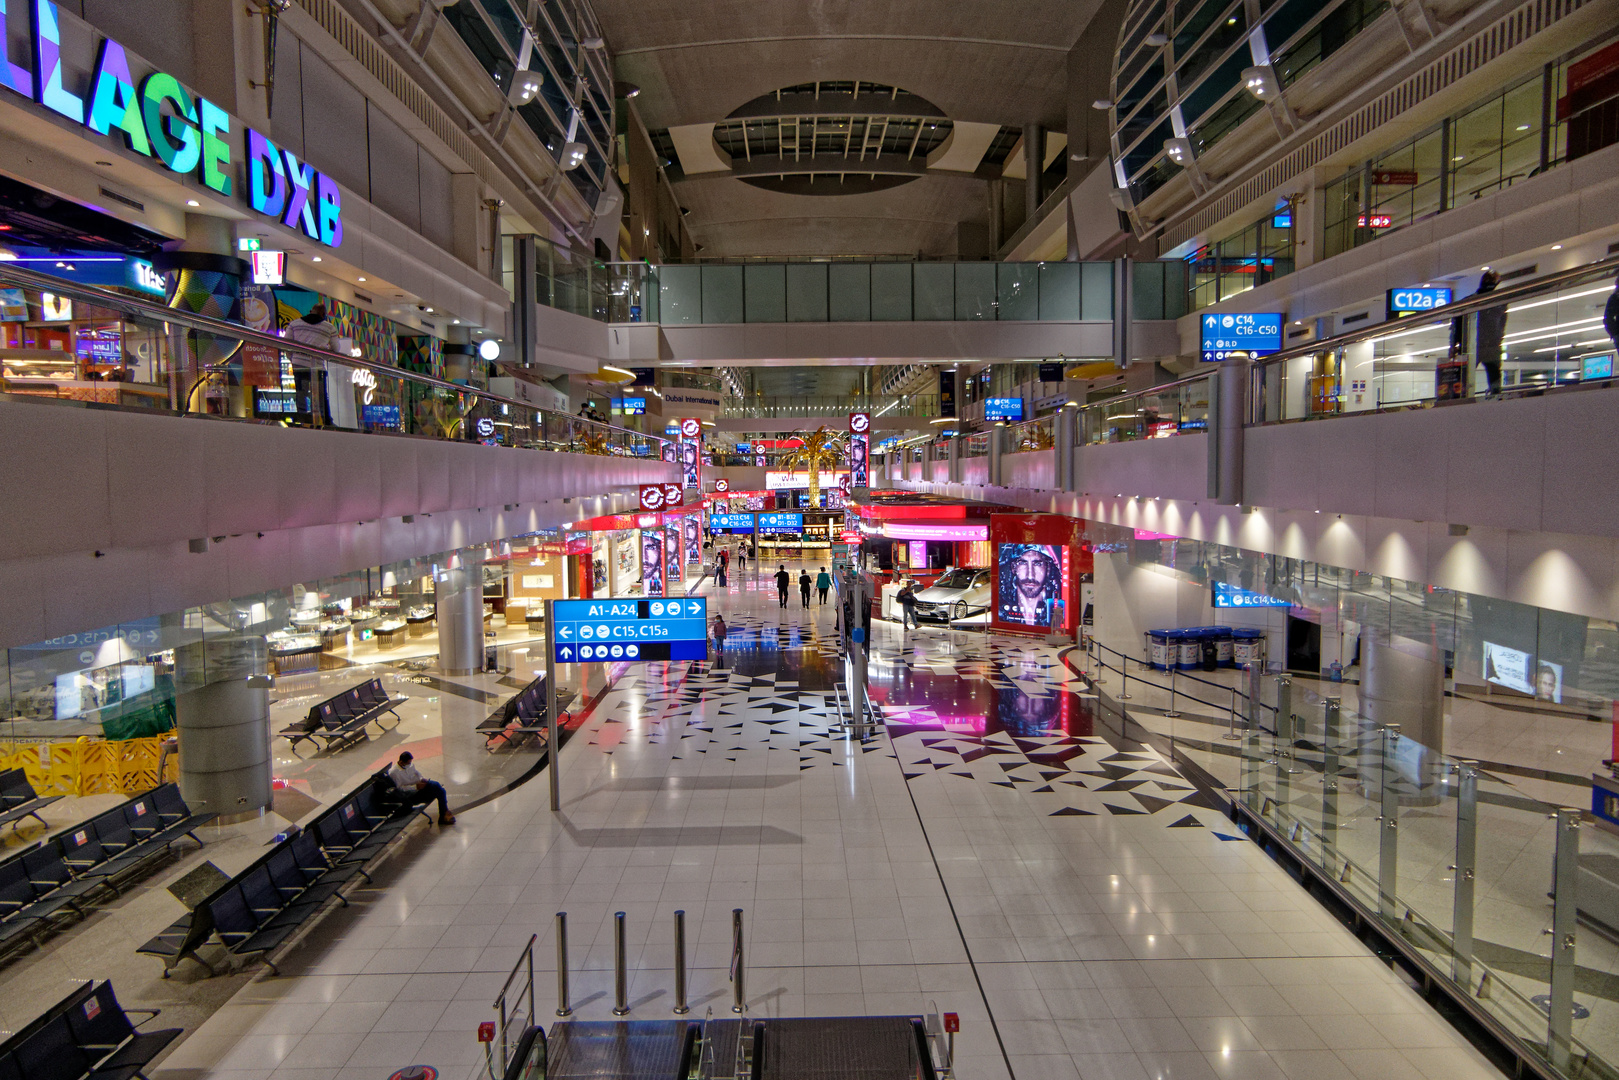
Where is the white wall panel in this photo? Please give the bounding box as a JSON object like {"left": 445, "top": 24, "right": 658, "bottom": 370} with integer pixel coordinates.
{"left": 367, "top": 104, "right": 422, "bottom": 232}
{"left": 298, "top": 50, "right": 370, "bottom": 199}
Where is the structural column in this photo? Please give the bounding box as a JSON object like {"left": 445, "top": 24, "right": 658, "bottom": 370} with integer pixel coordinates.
{"left": 987, "top": 425, "right": 1004, "bottom": 488}
{"left": 172, "top": 627, "right": 271, "bottom": 819}
{"left": 1023, "top": 123, "right": 1045, "bottom": 221}
{"left": 437, "top": 565, "right": 485, "bottom": 675}
{"left": 1207, "top": 356, "right": 1250, "bottom": 505}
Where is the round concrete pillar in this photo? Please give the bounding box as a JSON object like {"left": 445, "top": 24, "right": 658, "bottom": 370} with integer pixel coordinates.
{"left": 437, "top": 567, "right": 484, "bottom": 675}
{"left": 173, "top": 633, "right": 271, "bottom": 819}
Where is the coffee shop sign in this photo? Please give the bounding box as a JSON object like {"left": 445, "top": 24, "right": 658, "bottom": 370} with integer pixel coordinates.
{"left": 0, "top": 1, "right": 343, "bottom": 247}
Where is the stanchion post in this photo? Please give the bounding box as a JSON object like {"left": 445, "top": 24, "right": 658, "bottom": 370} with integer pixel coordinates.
{"left": 1163, "top": 668, "right": 1180, "bottom": 718}
{"left": 1222, "top": 687, "right": 1242, "bottom": 740}
{"left": 612, "top": 911, "right": 630, "bottom": 1015}
{"left": 1118, "top": 664, "right": 1132, "bottom": 700}
{"left": 673, "top": 909, "right": 689, "bottom": 1015}
{"left": 1451, "top": 761, "right": 1478, "bottom": 986}
{"left": 1548, "top": 807, "right": 1581, "bottom": 1071}
{"left": 730, "top": 908, "right": 746, "bottom": 1014}
{"left": 555, "top": 912, "right": 572, "bottom": 1017}
{"left": 546, "top": 598, "right": 560, "bottom": 812}
{"left": 1378, "top": 725, "right": 1401, "bottom": 920}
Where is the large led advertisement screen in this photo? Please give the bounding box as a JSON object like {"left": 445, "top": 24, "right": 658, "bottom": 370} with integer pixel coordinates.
{"left": 996, "top": 543, "right": 1061, "bottom": 628}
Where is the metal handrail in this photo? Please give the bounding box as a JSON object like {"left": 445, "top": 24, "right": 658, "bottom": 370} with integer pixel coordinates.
{"left": 486, "top": 933, "right": 537, "bottom": 1080}
{"left": 1087, "top": 638, "right": 1278, "bottom": 729}
{"left": 0, "top": 263, "right": 666, "bottom": 450}
{"left": 1076, "top": 254, "right": 1619, "bottom": 426}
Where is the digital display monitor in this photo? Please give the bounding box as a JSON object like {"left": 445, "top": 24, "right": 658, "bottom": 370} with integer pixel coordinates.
{"left": 1200, "top": 312, "right": 1283, "bottom": 362}
{"left": 362, "top": 404, "right": 400, "bottom": 428}
{"left": 619, "top": 397, "right": 646, "bottom": 414}
{"left": 1584, "top": 354, "right": 1614, "bottom": 380}
{"left": 1211, "top": 581, "right": 1290, "bottom": 608}
{"left": 996, "top": 543, "right": 1060, "bottom": 628}
{"left": 984, "top": 398, "right": 1025, "bottom": 422}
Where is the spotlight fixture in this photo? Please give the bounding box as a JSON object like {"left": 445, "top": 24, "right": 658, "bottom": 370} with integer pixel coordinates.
{"left": 1242, "top": 66, "right": 1281, "bottom": 101}
{"left": 560, "top": 142, "right": 588, "bottom": 170}
{"left": 507, "top": 72, "right": 543, "bottom": 105}
{"left": 1163, "top": 137, "right": 1193, "bottom": 166}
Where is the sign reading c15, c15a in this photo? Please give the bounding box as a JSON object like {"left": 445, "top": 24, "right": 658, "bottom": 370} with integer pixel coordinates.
{"left": 0, "top": 0, "right": 343, "bottom": 248}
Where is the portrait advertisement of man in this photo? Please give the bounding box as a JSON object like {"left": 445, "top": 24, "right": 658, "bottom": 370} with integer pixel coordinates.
{"left": 641, "top": 528, "right": 664, "bottom": 596}
{"left": 679, "top": 440, "right": 699, "bottom": 488}
{"left": 997, "top": 543, "right": 1061, "bottom": 627}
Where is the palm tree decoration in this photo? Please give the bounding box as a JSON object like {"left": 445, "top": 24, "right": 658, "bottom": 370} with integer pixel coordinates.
{"left": 779, "top": 425, "right": 845, "bottom": 508}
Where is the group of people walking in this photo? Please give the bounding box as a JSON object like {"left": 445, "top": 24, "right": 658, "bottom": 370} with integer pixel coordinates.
{"left": 773, "top": 565, "right": 832, "bottom": 608}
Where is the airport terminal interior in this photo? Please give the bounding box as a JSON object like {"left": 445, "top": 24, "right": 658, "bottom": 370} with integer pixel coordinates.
{"left": 5, "top": 1, "right": 1619, "bottom": 1079}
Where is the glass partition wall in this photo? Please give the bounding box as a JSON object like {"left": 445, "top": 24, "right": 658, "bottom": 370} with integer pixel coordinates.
{"left": 1082, "top": 526, "right": 1619, "bottom": 1080}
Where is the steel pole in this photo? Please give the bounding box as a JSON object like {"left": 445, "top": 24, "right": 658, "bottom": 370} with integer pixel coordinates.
{"left": 1379, "top": 725, "right": 1401, "bottom": 921}
{"left": 613, "top": 911, "right": 630, "bottom": 1015}
{"left": 673, "top": 909, "right": 689, "bottom": 1015}
{"left": 1548, "top": 807, "right": 1581, "bottom": 1070}
{"left": 555, "top": 912, "right": 572, "bottom": 1017}
{"left": 731, "top": 908, "right": 746, "bottom": 1014}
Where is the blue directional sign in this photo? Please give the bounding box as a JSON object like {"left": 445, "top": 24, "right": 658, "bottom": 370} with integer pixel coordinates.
{"left": 757, "top": 512, "right": 802, "bottom": 533}
{"left": 551, "top": 597, "right": 708, "bottom": 663}
{"left": 1200, "top": 312, "right": 1283, "bottom": 362}
{"left": 1212, "top": 581, "right": 1290, "bottom": 609}
{"left": 710, "top": 513, "right": 755, "bottom": 532}
{"left": 1386, "top": 286, "right": 1451, "bottom": 317}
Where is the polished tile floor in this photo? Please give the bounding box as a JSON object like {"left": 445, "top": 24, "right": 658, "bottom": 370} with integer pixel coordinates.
{"left": 149, "top": 561, "right": 1506, "bottom": 1080}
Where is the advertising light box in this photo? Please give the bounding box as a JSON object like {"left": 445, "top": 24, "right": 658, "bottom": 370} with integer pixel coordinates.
{"left": 1200, "top": 312, "right": 1282, "bottom": 362}
{"left": 984, "top": 398, "right": 1024, "bottom": 422}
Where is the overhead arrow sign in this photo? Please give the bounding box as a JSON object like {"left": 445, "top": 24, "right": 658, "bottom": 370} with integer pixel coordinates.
{"left": 557, "top": 626, "right": 572, "bottom": 638}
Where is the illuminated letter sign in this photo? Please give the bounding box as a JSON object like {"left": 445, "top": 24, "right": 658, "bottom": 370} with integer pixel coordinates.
{"left": 14, "top": 3, "right": 339, "bottom": 245}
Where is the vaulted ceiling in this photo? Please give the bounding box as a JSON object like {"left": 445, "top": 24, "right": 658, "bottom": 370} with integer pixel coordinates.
{"left": 595, "top": 0, "right": 1110, "bottom": 258}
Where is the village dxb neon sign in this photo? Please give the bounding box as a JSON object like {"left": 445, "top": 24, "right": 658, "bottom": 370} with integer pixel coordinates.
{"left": 0, "top": 0, "right": 342, "bottom": 248}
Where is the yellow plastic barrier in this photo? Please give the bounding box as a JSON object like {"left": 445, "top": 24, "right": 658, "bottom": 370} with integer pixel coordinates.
{"left": 0, "top": 735, "right": 178, "bottom": 797}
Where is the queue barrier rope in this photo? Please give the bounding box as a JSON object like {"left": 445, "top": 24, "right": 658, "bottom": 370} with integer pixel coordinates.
{"left": 0, "top": 734, "right": 178, "bottom": 797}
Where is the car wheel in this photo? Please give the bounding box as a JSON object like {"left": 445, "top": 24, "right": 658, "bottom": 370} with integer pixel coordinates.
{"left": 952, "top": 601, "right": 968, "bottom": 621}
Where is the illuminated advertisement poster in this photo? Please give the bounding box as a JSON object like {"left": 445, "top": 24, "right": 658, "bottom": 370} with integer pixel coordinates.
{"left": 745, "top": 493, "right": 767, "bottom": 512}
{"left": 661, "top": 442, "right": 676, "bottom": 463}
{"left": 989, "top": 514, "right": 1089, "bottom": 636}
{"left": 684, "top": 514, "right": 700, "bottom": 569}
{"left": 1482, "top": 641, "right": 1563, "bottom": 702}
{"left": 679, "top": 440, "right": 699, "bottom": 490}
{"left": 996, "top": 544, "right": 1062, "bottom": 627}
{"left": 849, "top": 412, "right": 870, "bottom": 487}
{"left": 640, "top": 524, "right": 664, "bottom": 597}
{"left": 665, "top": 518, "right": 681, "bottom": 584}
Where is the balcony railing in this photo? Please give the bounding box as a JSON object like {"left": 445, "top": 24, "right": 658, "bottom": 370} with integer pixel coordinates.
{"left": 0, "top": 264, "right": 667, "bottom": 459}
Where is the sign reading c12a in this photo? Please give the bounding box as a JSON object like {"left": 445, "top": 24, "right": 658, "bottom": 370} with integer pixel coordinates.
{"left": 0, "top": 0, "right": 342, "bottom": 248}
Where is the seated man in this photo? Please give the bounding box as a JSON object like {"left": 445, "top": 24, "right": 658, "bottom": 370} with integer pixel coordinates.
{"left": 388, "top": 751, "right": 454, "bottom": 825}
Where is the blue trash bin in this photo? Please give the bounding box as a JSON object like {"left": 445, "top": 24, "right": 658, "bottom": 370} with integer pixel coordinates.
{"left": 1176, "top": 629, "right": 1202, "bottom": 671}
{"left": 1231, "top": 628, "right": 1265, "bottom": 667}
{"left": 1147, "top": 630, "right": 1175, "bottom": 671}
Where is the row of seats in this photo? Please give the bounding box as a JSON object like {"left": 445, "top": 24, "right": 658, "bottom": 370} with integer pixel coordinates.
{"left": 478, "top": 673, "right": 567, "bottom": 750}
{"left": 0, "top": 767, "right": 63, "bottom": 833}
{"left": 0, "top": 784, "right": 213, "bottom": 963}
{"left": 140, "top": 770, "right": 428, "bottom": 977}
{"left": 278, "top": 677, "right": 404, "bottom": 754}
{"left": 0, "top": 980, "right": 180, "bottom": 1080}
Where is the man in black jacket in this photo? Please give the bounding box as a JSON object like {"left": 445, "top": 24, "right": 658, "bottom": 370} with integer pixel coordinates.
{"left": 774, "top": 565, "right": 790, "bottom": 608}
{"left": 1450, "top": 270, "right": 1505, "bottom": 397}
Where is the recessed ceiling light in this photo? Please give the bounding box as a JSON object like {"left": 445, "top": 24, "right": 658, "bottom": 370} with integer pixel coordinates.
{"left": 186, "top": 199, "right": 200, "bottom": 207}
{"left": 357, "top": 276, "right": 366, "bottom": 281}
{"left": 1551, "top": 244, "right": 1562, "bottom": 250}
{"left": 312, "top": 256, "right": 322, "bottom": 262}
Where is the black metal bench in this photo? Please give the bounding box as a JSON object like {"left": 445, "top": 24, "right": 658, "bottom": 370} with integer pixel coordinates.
{"left": 477, "top": 674, "right": 574, "bottom": 750}
{"left": 0, "top": 979, "right": 180, "bottom": 1080}
{"left": 0, "top": 784, "right": 213, "bottom": 967}
{"left": 139, "top": 773, "right": 427, "bottom": 977}
{"left": 278, "top": 677, "right": 404, "bottom": 754}
{"left": 0, "top": 767, "right": 64, "bottom": 833}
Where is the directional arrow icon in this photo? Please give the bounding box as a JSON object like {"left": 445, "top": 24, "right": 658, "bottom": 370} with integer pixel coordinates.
{"left": 559, "top": 646, "right": 573, "bottom": 660}
{"left": 557, "top": 626, "right": 572, "bottom": 638}
{"left": 688, "top": 602, "right": 702, "bottom": 614}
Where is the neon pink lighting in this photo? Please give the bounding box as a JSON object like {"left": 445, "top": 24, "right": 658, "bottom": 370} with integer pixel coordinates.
{"left": 882, "top": 523, "right": 988, "bottom": 541}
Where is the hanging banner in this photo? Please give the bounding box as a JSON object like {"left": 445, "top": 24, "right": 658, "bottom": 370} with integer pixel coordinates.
{"left": 683, "top": 513, "right": 700, "bottom": 569}
{"left": 848, "top": 411, "right": 871, "bottom": 488}
{"left": 679, "top": 417, "right": 701, "bottom": 490}
{"left": 665, "top": 517, "right": 680, "bottom": 589}
{"left": 639, "top": 518, "right": 664, "bottom": 597}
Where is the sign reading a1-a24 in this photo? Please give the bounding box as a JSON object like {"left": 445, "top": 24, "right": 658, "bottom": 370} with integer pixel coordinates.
{"left": 1200, "top": 312, "right": 1283, "bottom": 362}
{"left": 551, "top": 597, "right": 708, "bottom": 663}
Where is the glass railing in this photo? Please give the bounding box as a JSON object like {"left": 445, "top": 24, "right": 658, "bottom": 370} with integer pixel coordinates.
{"left": 1072, "top": 255, "right": 1619, "bottom": 441}
{"left": 1076, "top": 632, "right": 1619, "bottom": 1080}
{"left": 531, "top": 255, "right": 1189, "bottom": 325}
{"left": 0, "top": 263, "right": 667, "bottom": 459}
{"left": 725, "top": 395, "right": 941, "bottom": 419}
{"left": 999, "top": 414, "right": 1056, "bottom": 453}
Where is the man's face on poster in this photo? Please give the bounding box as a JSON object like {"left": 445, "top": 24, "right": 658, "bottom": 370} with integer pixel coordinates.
{"left": 1014, "top": 549, "right": 1051, "bottom": 600}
